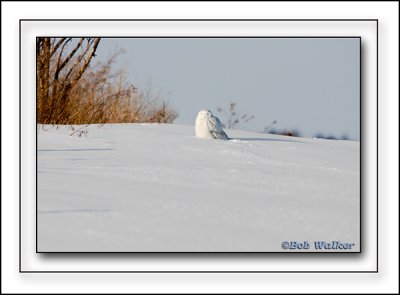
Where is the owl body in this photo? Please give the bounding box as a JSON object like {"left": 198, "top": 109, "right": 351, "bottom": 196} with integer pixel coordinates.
{"left": 195, "top": 109, "right": 229, "bottom": 140}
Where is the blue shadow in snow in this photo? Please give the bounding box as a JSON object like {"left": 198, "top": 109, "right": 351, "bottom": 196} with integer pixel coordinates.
{"left": 38, "top": 209, "right": 111, "bottom": 214}
{"left": 231, "top": 137, "right": 303, "bottom": 143}
{"left": 38, "top": 148, "right": 114, "bottom": 152}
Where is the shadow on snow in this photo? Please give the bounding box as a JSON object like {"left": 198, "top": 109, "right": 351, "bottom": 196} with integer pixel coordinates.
{"left": 38, "top": 148, "right": 114, "bottom": 152}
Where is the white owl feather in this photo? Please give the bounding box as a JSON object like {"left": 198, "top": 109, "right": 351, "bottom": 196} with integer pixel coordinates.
{"left": 195, "top": 109, "right": 229, "bottom": 140}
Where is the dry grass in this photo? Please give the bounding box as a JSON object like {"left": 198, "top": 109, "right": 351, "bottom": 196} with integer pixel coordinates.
{"left": 37, "top": 40, "right": 178, "bottom": 125}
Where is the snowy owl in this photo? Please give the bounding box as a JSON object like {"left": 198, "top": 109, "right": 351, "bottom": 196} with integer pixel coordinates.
{"left": 195, "top": 109, "right": 229, "bottom": 140}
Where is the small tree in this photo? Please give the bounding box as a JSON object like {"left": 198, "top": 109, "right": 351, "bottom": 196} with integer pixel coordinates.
{"left": 36, "top": 38, "right": 178, "bottom": 125}
{"left": 37, "top": 37, "right": 101, "bottom": 124}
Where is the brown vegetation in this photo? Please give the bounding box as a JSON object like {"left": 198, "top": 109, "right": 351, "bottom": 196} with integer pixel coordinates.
{"left": 37, "top": 37, "right": 178, "bottom": 125}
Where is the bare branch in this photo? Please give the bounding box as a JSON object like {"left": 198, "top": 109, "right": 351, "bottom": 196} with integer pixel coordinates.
{"left": 71, "top": 38, "right": 101, "bottom": 84}
{"left": 64, "top": 38, "right": 95, "bottom": 81}
{"left": 50, "top": 38, "right": 68, "bottom": 57}
{"left": 54, "top": 38, "right": 83, "bottom": 80}
{"left": 54, "top": 38, "right": 72, "bottom": 81}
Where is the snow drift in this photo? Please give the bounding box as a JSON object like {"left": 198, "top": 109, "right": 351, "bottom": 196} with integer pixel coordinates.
{"left": 37, "top": 124, "right": 360, "bottom": 252}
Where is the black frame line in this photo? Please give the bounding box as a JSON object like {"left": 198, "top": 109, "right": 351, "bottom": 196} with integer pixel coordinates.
{"left": 22, "top": 18, "right": 378, "bottom": 22}
{"left": 19, "top": 18, "right": 378, "bottom": 273}
{"left": 37, "top": 36, "right": 362, "bottom": 38}
{"left": 359, "top": 36, "right": 362, "bottom": 255}
{"left": 34, "top": 36, "right": 362, "bottom": 254}
{"left": 376, "top": 19, "right": 379, "bottom": 273}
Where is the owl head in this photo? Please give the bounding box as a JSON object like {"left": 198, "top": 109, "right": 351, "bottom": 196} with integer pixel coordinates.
{"left": 197, "top": 109, "right": 212, "bottom": 119}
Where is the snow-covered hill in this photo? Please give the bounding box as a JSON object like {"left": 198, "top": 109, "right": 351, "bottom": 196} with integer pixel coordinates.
{"left": 37, "top": 124, "right": 360, "bottom": 252}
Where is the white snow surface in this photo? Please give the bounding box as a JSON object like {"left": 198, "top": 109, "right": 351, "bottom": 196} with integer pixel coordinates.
{"left": 38, "top": 124, "right": 360, "bottom": 252}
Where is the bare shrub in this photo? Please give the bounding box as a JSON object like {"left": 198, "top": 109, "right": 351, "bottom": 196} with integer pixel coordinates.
{"left": 37, "top": 38, "right": 178, "bottom": 125}
{"left": 268, "top": 128, "right": 301, "bottom": 137}
{"left": 217, "top": 102, "right": 254, "bottom": 129}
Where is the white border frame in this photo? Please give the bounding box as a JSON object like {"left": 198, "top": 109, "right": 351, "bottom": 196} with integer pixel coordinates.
{"left": 21, "top": 20, "right": 375, "bottom": 272}
{"left": 2, "top": 1, "right": 398, "bottom": 294}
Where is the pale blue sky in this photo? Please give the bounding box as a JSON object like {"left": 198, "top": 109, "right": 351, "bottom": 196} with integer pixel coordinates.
{"left": 95, "top": 38, "right": 360, "bottom": 140}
